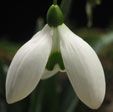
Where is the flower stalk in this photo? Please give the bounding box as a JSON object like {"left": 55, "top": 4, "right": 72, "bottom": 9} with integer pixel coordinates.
{"left": 53, "top": 0, "right": 57, "bottom": 5}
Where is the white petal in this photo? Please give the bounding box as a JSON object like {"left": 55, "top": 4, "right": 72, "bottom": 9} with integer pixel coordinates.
{"left": 41, "top": 64, "right": 60, "bottom": 79}
{"left": 59, "top": 24, "right": 105, "bottom": 109}
{"left": 6, "top": 25, "right": 52, "bottom": 103}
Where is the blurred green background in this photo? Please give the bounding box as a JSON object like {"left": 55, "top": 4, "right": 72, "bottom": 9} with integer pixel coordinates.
{"left": 0, "top": 0, "right": 113, "bottom": 112}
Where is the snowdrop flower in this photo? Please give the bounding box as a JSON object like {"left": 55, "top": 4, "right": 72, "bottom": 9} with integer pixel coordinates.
{"left": 6, "top": 4, "right": 105, "bottom": 109}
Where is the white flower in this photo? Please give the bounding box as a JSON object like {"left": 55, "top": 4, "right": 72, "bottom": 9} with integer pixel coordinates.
{"left": 6, "top": 23, "right": 105, "bottom": 109}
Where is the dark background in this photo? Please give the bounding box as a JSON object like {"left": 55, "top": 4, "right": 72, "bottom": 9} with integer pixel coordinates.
{"left": 0, "top": 0, "right": 113, "bottom": 112}
{"left": 0, "top": 0, "right": 113, "bottom": 42}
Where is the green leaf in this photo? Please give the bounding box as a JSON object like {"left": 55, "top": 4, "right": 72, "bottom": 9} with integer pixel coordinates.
{"left": 60, "top": 80, "right": 79, "bottom": 112}
{"left": 29, "top": 75, "right": 60, "bottom": 112}
{"left": 29, "top": 82, "right": 45, "bottom": 112}
{"left": 60, "top": 0, "right": 72, "bottom": 21}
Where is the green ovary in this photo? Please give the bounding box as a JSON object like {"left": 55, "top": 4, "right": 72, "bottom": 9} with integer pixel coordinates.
{"left": 46, "top": 51, "right": 65, "bottom": 71}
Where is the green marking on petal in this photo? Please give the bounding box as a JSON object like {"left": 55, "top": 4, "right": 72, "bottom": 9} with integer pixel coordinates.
{"left": 46, "top": 51, "right": 65, "bottom": 71}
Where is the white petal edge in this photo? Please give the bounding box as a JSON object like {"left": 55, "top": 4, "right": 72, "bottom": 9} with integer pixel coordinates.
{"left": 41, "top": 64, "right": 61, "bottom": 79}
{"left": 59, "top": 24, "right": 105, "bottom": 109}
{"left": 6, "top": 24, "right": 52, "bottom": 103}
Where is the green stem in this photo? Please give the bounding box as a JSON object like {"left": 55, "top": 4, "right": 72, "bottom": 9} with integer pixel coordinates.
{"left": 53, "top": 0, "right": 57, "bottom": 5}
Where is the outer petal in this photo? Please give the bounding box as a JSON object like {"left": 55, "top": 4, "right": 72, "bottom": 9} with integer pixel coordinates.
{"left": 6, "top": 25, "right": 52, "bottom": 103}
{"left": 59, "top": 24, "right": 105, "bottom": 109}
